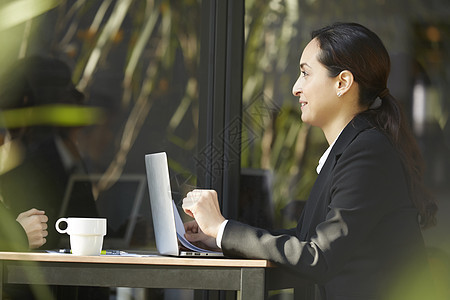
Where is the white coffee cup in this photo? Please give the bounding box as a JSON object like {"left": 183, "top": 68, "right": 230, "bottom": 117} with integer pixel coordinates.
{"left": 55, "top": 217, "right": 107, "bottom": 256}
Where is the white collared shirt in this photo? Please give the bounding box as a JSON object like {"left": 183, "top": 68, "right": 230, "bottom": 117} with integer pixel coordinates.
{"left": 54, "top": 135, "right": 76, "bottom": 172}
{"left": 216, "top": 219, "right": 228, "bottom": 248}
{"left": 317, "top": 130, "right": 343, "bottom": 174}
{"left": 316, "top": 140, "right": 335, "bottom": 174}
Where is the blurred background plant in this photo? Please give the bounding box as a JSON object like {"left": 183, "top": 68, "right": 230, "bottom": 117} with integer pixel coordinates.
{"left": 0, "top": 0, "right": 201, "bottom": 193}
{"left": 242, "top": 0, "right": 325, "bottom": 228}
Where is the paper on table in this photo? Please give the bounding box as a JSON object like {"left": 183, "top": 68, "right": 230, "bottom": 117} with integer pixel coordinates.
{"left": 172, "top": 200, "right": 221, "bottom": 254}
{"left": 45, "top": 250, "right": 157, "bottom": 257}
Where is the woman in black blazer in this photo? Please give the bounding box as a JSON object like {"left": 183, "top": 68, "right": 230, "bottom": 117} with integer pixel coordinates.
{"left": 182, "top": 23, "right": 438, "bottom": 300}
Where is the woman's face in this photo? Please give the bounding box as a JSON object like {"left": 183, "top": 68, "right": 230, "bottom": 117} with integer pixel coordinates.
{"left": 292, "top": 39, "right": 340, "bottom": 129}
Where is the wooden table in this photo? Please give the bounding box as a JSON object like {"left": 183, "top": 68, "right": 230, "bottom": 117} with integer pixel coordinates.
{"left": 0, "top": 251, "right": 309, "bottom": 300}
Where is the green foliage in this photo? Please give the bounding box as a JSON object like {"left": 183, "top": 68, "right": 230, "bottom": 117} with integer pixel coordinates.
{"left": 0, "top": 0, "right": 202, "bottom": 192}
{"left": 242, "top": 0, "right": 327, "bottom": 227}
{"left": 0, "top": 0, "right": 61, "bottom": 75}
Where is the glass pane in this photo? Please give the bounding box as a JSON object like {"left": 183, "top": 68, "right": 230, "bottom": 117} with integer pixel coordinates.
{"left": 0, "top": 1, "right": 202, "bottom": 251}
{"left": 242, "top": 1, "right": 450, "bottom": 233}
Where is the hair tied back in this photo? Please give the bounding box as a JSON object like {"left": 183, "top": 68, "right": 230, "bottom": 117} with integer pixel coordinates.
{"left": 379, "top": 88, "right": 390, "bottom": 99}
{"left": 369, "top": 97, "right": 382, "bottom": 110}
{"left": 369, "top": 88, "right": 390, "bottom": 110}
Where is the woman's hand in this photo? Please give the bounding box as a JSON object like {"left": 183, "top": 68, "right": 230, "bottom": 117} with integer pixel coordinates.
{"left": 182, "top": 189, "right": 225, "bottom": 239}
{"left": 16, "top": 208, "right": 48, "bottom": 249}
{"left": 184, "top": 220, "right": 221, "bottom": 251}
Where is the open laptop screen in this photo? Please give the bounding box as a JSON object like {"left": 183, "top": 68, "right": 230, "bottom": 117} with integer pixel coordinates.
{"left": 145, "top": 152, "right": 223, "bottom": 256}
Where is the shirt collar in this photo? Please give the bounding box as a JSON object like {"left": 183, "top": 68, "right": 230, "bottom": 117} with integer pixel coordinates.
{"left": 54, "top": 135, "right": 75, "bottom": 172}
{"left": 316, "top": 130, "right": 342, "bottom": 174}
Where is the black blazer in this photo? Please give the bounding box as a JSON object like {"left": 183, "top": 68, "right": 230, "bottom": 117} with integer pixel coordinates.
{"left": 0, "top": 136, "right": 99, "bottom": 249}
{"left": 0, "top": 202, "right": 28, "bottom": 251}
{"left": 222, "top": 115, "right": 433, "bottom": 300}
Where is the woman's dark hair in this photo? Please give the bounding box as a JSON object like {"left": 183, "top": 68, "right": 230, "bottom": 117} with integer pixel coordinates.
{"left": 311, "top": 22, "right": 437, "bottom": 228}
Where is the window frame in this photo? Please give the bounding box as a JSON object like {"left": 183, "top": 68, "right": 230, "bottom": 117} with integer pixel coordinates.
{"left": 197, "top": 0, "right": 244, "bottom": 219}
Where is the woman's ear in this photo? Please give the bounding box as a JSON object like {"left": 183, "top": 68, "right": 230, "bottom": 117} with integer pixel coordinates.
{"left": 335, "top": 70, "right": 354, "bottom": 97}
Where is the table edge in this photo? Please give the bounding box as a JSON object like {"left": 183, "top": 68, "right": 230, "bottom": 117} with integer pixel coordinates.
{"left": 0, "top": 251, "right": 275, "bottom": 268}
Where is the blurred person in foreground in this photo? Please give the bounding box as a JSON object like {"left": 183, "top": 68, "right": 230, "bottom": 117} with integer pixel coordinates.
{"left": 0, "top": 56, "right": 100, "bottom": 251}
{"left": 0, "top": 56, "right": 107, "bottom": 300}
{"left": 182, "top": 23, "right": 439, "bottom": 300}
{"left": 0, "top": 203, "right": 49, "bottom": 300}
{"left": 0, "top": 205, "right": 48, "bottom": 251}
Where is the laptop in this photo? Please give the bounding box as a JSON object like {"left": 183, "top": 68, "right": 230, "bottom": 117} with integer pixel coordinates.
{"left": 144, "top": 152, "right": 223, "bottom": 257}
{"left": 59, "top": 174, "right": 146, "bottom": 249}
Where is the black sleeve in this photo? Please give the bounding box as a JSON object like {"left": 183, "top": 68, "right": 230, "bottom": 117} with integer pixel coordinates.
{"left": 221, "top": 130, "right": 410, "bottom": 282}
{"left": 0, "top": 203, "right": 29, "bottom": 251}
